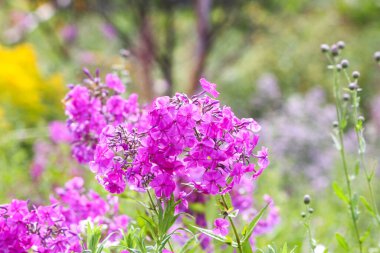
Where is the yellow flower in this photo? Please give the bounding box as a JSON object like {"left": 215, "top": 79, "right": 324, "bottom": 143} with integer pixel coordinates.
{"left": 0, "top": 44, "right": 65, "bottom": 127}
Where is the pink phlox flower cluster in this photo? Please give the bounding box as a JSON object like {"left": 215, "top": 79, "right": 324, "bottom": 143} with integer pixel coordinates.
{"left": 64, "top": 70, "right": 141, "bottom": 163}
{"left": 0, "top": 177, "right": 129, "bottom": 252}
{"left": 90, "top": 78, "right": 269, "bottom": 198}
{"left": 50, "top": 177, "right": 129, "bottom": 234}
{"left": 0, "top": 199, "right": 81, "bottom": 253}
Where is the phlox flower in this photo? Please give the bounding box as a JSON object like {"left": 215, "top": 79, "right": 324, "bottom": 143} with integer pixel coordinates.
{"left": 213, "top": 218, "right": 229, "bottom": 236}
{"left": 150, "top": 174, "right": 176, "bottom": 198}
{"left": 200, "top": 77, "right": 220, "bottom": 97}
{"left": 106, "top": 73, "right": 125, "bottom": 93}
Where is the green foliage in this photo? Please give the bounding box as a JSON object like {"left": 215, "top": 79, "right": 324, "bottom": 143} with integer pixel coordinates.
{"left": 83, "top": 222, "right": 119, "bottom": 253}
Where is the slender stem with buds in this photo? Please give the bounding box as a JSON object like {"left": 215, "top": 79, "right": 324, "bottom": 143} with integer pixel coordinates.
{"left": 325, "top": 53, "right": 363, "bottom": 252}
{"left": 342, "top": 70, "right": 380, "bottom": 225}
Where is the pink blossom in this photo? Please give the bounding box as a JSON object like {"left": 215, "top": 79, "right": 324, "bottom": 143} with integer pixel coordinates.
{"left": 106, "top": 73, "right": 125, "bottom": 93}
{"left": 213, "top": 218, "right": 229, "bottom": 236}
{"left": 150, "top": 174, "right": 176, "bottom": 198}
{"left": 200, "top": 78, "right": 220, "bottom": 97}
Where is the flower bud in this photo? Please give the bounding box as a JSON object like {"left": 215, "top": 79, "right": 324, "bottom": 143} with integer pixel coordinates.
{"left": 301, "top": 212, "right": 306, "bottom": 218}
{"left": 333, "top": 121, "right": 339, "bottom": 128}
{"left": 331, "top": 44, "right": 339, "bottom": 57}
{"left": 343, "top": 93, "right": 350, "bottom": 101}
{"left": 341, "top": 59, "right": 349, "bottom": 68}
{"left": 349, "top": 83, "right": 358, "bottom": 90}
{"left": 337, "top": 41, "right": 345, "bottom": 49}
{"left": 308, "top": 207, "right": 314, "bottom": 214}
{"left": 320, "top": 44, "right": 330, "bottom": 53}
{"left": 352, "top": 71, "right": 360, "bottom": 79}
{"left": 336, "top": 64, "right": 342, "bottom": 72}
{"left": 358, "top": 115, "right": 365, "bottom": 122}
{"left": 374, "top": 51, "right": 380, "bottom": 62}
{"left": 304, "top": 195, "right": 311, "bottom": 205}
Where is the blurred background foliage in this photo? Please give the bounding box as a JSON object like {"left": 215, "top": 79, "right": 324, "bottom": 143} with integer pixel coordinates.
{"left": 0, "top": 0, "right": 380, "bottom": 252}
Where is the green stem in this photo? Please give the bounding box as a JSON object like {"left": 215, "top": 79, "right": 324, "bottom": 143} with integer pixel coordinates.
{"left": 221, "top": 194, "right": 243, "bottom": 253}
{"left": 348, "top": 79, "right": 380, "bottom": 225}
{"left": 147, "top": 189, "right": 159, "bottom": 215}
{"left": 331, "top": 59, "right": 362, "bottom": 253}
{"left": 147, "top": 190, "right": 175, "bottom": 253}
{"left": 304, "top": 222, "right": 315, "bottom": 253}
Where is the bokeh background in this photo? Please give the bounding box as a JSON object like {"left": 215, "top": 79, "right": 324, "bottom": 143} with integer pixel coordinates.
{"left": 1, "top": 0, "right": 380, "bottom": 251}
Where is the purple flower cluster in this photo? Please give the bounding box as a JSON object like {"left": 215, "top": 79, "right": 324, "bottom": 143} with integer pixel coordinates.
{"left": 89, "top": 77, "right": 269, "bottom": 197}
{"left": 0, "top": 177, "right": 129, "bottom": 252}
{"left": 64, "top": 71, "right": 140, "bottom": 163}
{"left": 50, "top": 177, "right": 129, "bottom": 233}
{"left": 0, "top": 200, "right": 81, "bottom": 253}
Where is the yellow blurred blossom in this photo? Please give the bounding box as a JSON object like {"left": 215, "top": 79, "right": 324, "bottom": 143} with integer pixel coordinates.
{"left": 0, "top": 44, "right": 65, "bottom": 127}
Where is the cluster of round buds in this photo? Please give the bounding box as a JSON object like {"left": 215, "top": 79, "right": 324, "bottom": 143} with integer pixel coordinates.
{"left": 321, "top": 41, "right": 345, "bottom": 57}
{"left": 301, "top": 194, "right": 314, "bottom": 218}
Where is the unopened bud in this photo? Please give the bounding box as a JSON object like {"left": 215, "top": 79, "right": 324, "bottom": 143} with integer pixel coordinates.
{"left": 341, "top": 59, "right": 349, "bottom": 68}
{"left": 320, "top": 44, "right": 330, "bottom": 53}
{"left": 358, "top": 115, "right": 365, "bottom": 122}
{"left": 343, "top": 93, "right": 350, "bottom": 101}
{"left": 331, "top": 44, "right": 339, "bottom": 57}
{"left": 374, "top": 51, "right": 380, "bottom": 62}
{"left": 304, "top": 195, "right": 311, "bottom": 205}
{"left": 349, "top": 83, "right": 358, "bottom": 90}
{"left": 333, "top": 121, "right": 339, "bottom": 128}
{"left": 301, "top": 212, "right": 306, "bottom": 218}
{"left": 308, "top": 207, "right": 314, "bottom": 214}
{"left": 337, "top": 41, "right": 345, "bottom": 49}
{"left": 352, "top": 71, "right": 360, "bottom": 79}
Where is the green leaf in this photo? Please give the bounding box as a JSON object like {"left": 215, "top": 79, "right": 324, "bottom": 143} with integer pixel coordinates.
{"left": 335, "top": 233, "right": 349, "bottom": 251}
{"left": 354, "top": 161, "right": 360, "bottom": 176}
{"left": 191, "top": 225, "right": 238, "bottom": 247}
{"left": 330, "top": 133, "right": 341, "bottom": 150}
{"left": 332, "top": 182, "right": 349, "bottom": 204}
{"left": 241, "top": 240, "right": 254, "bottom": 253}
{"left": 340, "top": 118, "right": 347, "bottom": 130}
{"left": 282, "top": 243, "right": 287, "bottom": 253}
{"left": 360, "top": 196, "right": 375, "bottom": 217}
{"left": 360, "top": 229, "right": 370, "bottom": 243}
{"left": 241, "top": 203, "right": 269, "bottom": 243}
{"left": 228, "top": 209, "right": 239, "bottom": 218}
{"left": 180, "top": 235, "right": 199, "bottom": 253}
